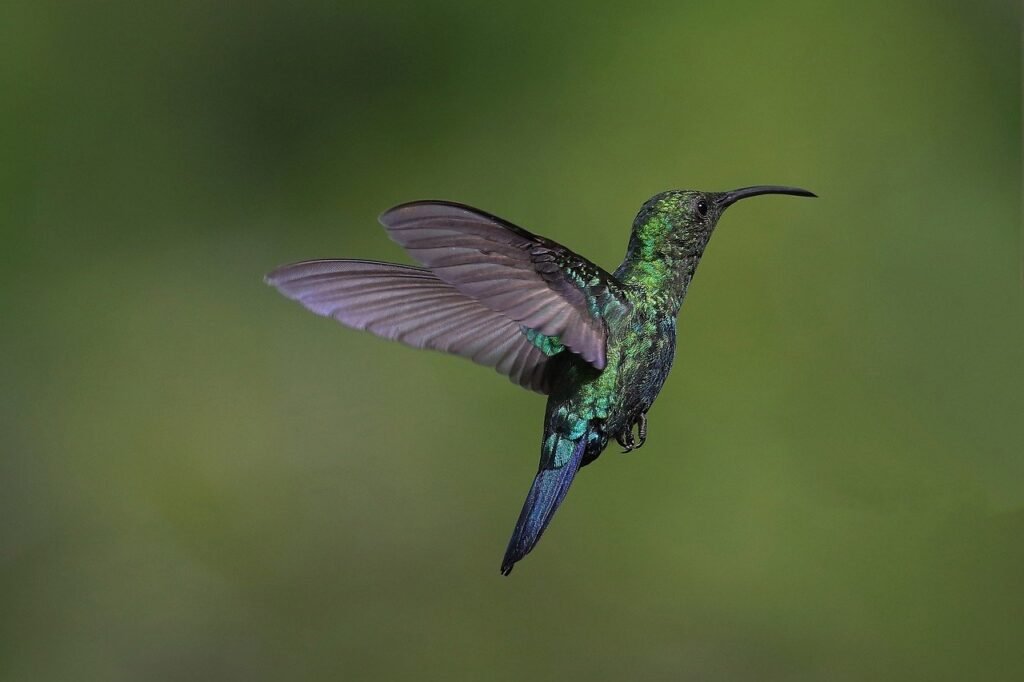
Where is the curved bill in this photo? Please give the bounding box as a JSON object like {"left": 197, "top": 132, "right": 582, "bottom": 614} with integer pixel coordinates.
{"left": 715, "top": 185, "right": 817, "bottom": 209}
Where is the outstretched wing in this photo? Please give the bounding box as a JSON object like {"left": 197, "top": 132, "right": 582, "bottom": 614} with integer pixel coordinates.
{"left": 266, "top": 260, "right": 554, "bottom": 393}
{"left": 379, "top": 201, "right": 628, "bottom": 370}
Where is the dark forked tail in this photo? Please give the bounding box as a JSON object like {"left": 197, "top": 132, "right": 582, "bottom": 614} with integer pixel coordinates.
{"left": 500, "top": 432, "right": 588, "bottom": 576}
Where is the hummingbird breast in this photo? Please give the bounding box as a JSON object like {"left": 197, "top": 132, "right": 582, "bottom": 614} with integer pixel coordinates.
{"left": 542, "top": 299, "right": 677, "bottom": 461}
{"left": 604, "top": 304, "right": 678, "bottom": 432}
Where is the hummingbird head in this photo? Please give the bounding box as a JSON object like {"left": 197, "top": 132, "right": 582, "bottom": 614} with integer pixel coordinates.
{"left": 628, "top": 185, "right": 816, "bottom": 263}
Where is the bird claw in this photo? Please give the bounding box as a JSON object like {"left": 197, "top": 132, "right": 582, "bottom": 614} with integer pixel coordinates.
{"left": 617, "top": 412, "right": 647, "bottom": 453}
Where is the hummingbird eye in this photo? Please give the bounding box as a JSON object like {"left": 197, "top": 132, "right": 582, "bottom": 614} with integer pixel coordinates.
{"left": 695, "top": 198, "right": 708, "bottom": 218}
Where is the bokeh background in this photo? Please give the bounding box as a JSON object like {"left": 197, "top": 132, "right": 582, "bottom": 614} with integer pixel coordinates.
{"left": 3, "top": 1, "right": 1022, "bottom": 680}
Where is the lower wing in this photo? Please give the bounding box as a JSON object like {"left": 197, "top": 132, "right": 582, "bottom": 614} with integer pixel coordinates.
{"left": 266, "top": 259, "right": 557, "bottom": 393}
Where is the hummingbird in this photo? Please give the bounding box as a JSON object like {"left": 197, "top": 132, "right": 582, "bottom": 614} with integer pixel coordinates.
{"left": 266, "top": 186, "right": 815, "bottom": 575}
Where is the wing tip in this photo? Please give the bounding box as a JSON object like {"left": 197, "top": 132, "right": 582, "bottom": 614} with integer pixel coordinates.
{"left": 264, "top": 261, "right": 312, "bottom": 288}
{"left": 378, "top": 200, "right": 449, "bottom": 227}
{"left": 379, "top": 200, "right": 514, "bottom": 232}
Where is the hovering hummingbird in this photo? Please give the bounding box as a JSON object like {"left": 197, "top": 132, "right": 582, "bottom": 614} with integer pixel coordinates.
{"left": 266, "top": 186, "right": 815, "bottom": 574}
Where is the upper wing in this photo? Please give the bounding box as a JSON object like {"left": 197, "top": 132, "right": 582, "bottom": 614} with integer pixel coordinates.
{"left": 266, "top": 260, "right": 554, "bottom": 393}
{"left": 379, "top": 201, "right": 628, "bottom": 370}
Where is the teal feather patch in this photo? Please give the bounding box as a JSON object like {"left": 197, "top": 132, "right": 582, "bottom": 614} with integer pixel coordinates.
{"left": 521, "top": 326, "right": 565, "bottom": 356}
{"left": 553, "top": 436, "right": 578, "bottom": 468}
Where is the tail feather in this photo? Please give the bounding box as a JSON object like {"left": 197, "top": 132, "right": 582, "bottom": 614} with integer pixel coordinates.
{"left": 500, "top": 434, "right": 587, "bottom": 575}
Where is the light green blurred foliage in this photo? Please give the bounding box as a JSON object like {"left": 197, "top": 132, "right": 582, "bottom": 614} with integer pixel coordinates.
{"left": 2, "top": 1, "right": 1021, "bottom": 680}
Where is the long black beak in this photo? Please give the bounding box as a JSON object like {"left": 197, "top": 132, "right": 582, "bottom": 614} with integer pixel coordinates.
{"left": 715, "top": 185, "right": 816, "bottom": 209}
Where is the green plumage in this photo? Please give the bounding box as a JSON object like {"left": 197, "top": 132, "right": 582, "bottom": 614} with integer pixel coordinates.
{"left": 266, "top": 186, "right": 815, "bottom": 575}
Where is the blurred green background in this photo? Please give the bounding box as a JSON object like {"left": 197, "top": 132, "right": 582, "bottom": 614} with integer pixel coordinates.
{"left": 3, "top": 1, "right": 1022, "bottom": 680}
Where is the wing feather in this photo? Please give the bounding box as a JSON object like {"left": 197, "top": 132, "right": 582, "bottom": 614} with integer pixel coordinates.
{"left": 266, "top": 260, "right": 553, "bottom": 393}
{"left": 380, "top": 201, "right": 629, "bottom": 369}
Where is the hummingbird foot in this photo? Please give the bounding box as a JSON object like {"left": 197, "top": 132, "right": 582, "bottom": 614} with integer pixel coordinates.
{"left": 616, "top": 412, "right": 648, "bottom": 453}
